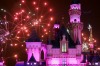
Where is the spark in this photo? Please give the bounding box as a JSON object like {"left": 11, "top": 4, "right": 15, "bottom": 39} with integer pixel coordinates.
{"left": 26, "top": 15, "right": 30, "bottom": 19}
{"left": 33, "top": 1, "right": 36, "bottom": 5}
{"left": 10, "top": 44, "right": 13, "bottom": 46}
{"left": 41, "top": 15, "right": 43, "bottom": 18}
{"left": 50, "top": 17, "right": 53, "bottom": 21}
{"left": 44, "top": 29, "right": 47, "bottom": 32}
{"left": 21, "top": 9, "right": 25, "bottom": 13}
{"left": 21, "top": 45, "right": 24, "bottom": 47}
{"left": 16, "top": 36, "right": 20, "bottom": 39}
{"left": 22, "top": 0, "right": 25, "bottom": 3}
{"left": 44, "top": 2, "right": 47, "bottom": 6}
{"left": 46, "top": 32, "right": 48, "bottom": 35}
{"left": 16, "top": 13, "right": 19, "bottom": 15}
{"left": 47, "top": 23, "right": 50, "bottom": 26}
{"left": 14, "top": 54, "right": 18, "bottom": 58}
{"left": 49, "top": 8, "right": 53, "bottom": 12}
{"left": 14, "top": 17, "right": 18, "bottom": 20}
{"left": 36, "top": 7, "right": 39, "bottom": 10}
{"left": 15, "top": 44, "right": 18, "bottom": 46}
{"left": 0, "top": 0, "right": 54, "bottom": 53}
{"left": 41, "top": 35, "right": 44, "bottom": 38}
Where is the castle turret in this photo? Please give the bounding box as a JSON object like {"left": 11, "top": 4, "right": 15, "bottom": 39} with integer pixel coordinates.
{"left": 53, "top": 21, "right": 60, "bottom": 39}
{"left": 69, "top": 0, "right": 83, "bottom": 44}
{"left": 53, "top": 21, "right": 60, "bottom": 29}
{"left": 60, "top": 35, "right": 68, "bottom": 53}
{"left": 26, "top": 29, "right": 42, "bottom": 62}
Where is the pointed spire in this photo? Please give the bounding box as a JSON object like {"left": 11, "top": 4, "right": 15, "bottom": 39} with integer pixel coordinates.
{"left": 29, "top": 53, "right": 36, "bottom": 62}
{"left": 62, "top": 34, "right": 66, "bottom": 41}
{"left": 26, "top": 28, "right": 41, "bottom": 42}
{"left": 54, "top": 20, "right": 60, "bottom": 24}
{"left": 47, "top": 38, "right": 52, "bottom": 45}
{"left": 72, "top": 0, "right": 80, "bottom": 4}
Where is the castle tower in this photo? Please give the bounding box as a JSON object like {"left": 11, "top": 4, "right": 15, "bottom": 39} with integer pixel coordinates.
{"left": 26, "top": 29, "right": 42, "bottom": 62}
{"left": 60, "top": 35, "right": 68, "bottom": 53}
{"left": 53, "top": 21, "right": 60, "bottom": 39}
{"left": 69, "top": 0, "right": 83, "bottom": 44}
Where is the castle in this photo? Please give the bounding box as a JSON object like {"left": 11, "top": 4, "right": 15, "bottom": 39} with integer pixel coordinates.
{"left": 24, "top": 0, "right": 86, "bottom": 66}
{"left": 16, "top": 0, "right": 99, "bottom": 66}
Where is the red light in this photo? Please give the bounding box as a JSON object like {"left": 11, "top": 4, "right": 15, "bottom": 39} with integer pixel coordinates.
{"left": 48, "top": 24, "right": 50, "bottom": 26}
{"left": 22, "top": 0, "right": 25, "bottom": 3}
{"left": 82, "top": 33, "right": 84, "bottom": 36}
{"left": 21, "top": 45, "right": 24, "bottom": 47}
{"left": 15, "top": 44, "right": 18, "bottom": 46}
{"left": 15, "top": 17, "right": 18, "bottom": 20}
{"left": 46, "top": 32, "right": 48, "bottom": 35}
{"left": 21, "top": 9, "right": 25, "bottom": 12}
{"left": 36, "top": 7, "right": 39, "bottom": 10}
{"left": 44, "top": 29, "right": 46, "bottom": 32}
{"left": 10, "top": 44, "right": 13, "bottom": 46}
{"left": 94, "top": 40, "right": 97, "bottom": 43}
{"left": 16, "top": 13, "right": 19, "bottom": 15}
{"left": 17, "top": 36, "right": 20, "bottom": 39}
{"left": 42, "top": 35, "right": 44, "bottom": 38}
{"left": 25, "top": 30, "right": 28, "bottom": 32}
{"left": 17, "top": 31, "right": 20, "bottom": 34}
{"left": 50, "top": 17, "right": 53, "bottom": 21}
{"left": 33, "top": 1, "right": 36, "bottom": 5}
{"left": 83, "top": 37, "right": 86, "bottom": 41}
{"left": 24, "top": 26, "right": 27, "bottom": 30}
{"left": 41, "top": 15, "right": 43, "bottom": 18}
{"left": 27, "top": 34, "right": 30, "bottom": 36}
{"left": 49, "top": 8, "right": 53, "bottom": 12}
{"left": 44, "top": 2, "right": 47, "bottom": 6}
{"left": 89, "top": 39, "right": 90, "bottom": 42}
{"left": 26, "top": 15, "right": 29, "bottom": 19}
{"left": 14, "top": 54, "right": 18, "bottom": 58}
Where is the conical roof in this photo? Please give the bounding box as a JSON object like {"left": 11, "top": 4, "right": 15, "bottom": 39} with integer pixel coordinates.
{"left": 52, "top": 26, "right": 76, "bottom": 48}
{"left": 26, "top": 29, "right": 41, "bottom": 42}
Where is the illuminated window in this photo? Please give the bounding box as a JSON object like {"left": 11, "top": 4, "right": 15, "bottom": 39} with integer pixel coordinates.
{"left": 62, "top": 43, "right": 66, "bottom": 52}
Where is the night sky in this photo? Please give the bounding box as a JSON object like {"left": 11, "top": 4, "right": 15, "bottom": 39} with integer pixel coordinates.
{"left": 0, "top": 0, "right": 100, "bottom": 46}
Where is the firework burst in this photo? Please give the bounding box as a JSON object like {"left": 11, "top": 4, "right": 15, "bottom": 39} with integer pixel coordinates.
{"left": 0, "top": 0, "right": 54, "bottom": 47}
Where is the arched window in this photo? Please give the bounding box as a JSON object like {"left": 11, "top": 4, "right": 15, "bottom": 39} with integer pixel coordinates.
{"left": 62, "top": 43, "right": 67, "bottom": 52}
{"left": 41, "top": 50, "right": 44, "bottom": 60}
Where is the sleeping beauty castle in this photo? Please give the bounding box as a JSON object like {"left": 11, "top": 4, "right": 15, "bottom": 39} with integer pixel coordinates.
{"left": 15, "top": 0, "right": 100, "bottom": 66}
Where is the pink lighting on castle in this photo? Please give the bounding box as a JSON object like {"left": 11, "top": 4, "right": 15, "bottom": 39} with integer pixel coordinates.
{"left": 50, "top": 58, "right": 60, "bottom": 64}
{"left": 70, "top": 4, "right": 81, "bottom": 10}
{"left": 53, "top": 24, "right": 60, "bottom": 29}
{"left": 24, "top": 0, "right": 87, "bottom": 66}
{"left": 70, "top": 15, "right": 80, "bottom": 22}
{"left": 67, "top": 58, "right": 77, "bottom": 64}
{"left": 26, "top": 42, "right": 42, "bottom": 61}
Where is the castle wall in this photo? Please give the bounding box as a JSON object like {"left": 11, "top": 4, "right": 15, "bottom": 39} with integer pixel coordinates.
{"left": 26, "top": 42, "right": 42, "bottom": 61}
{"left": 46, "top": 57, "right": 85, "bottom": 65}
